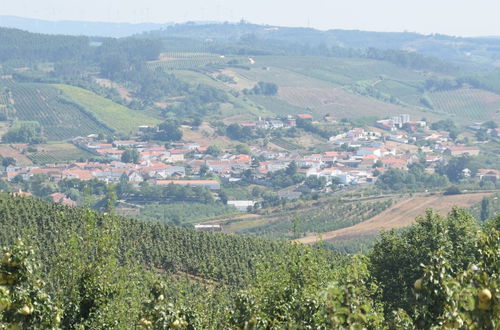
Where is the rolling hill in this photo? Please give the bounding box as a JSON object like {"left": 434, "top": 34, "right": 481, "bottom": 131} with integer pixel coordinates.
{"left": 0, "top": 80, "right": 113, "bottom": 140}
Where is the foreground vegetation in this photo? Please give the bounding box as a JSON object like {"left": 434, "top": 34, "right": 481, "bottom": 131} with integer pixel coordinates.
{"left": 0, "top": 194, "right": 497, "bottom": 328}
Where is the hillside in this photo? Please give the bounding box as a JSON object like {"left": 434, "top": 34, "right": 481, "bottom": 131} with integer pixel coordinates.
{"left": 0, "top": 193, "right": 305, "bottom": 286}
{"left": 55, "top": 84, "right": 161, "bottom": 133}
{"left": 297, "top": 191, "right": 495, "bottom": 244}
{"left": 0, "top": 80, "right": 114, "bottom": 140}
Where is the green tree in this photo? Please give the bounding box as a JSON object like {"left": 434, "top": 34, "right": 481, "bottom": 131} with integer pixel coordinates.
{"left": 120, "top": 149, "right": 140, "bottom": 164}
{"left": 369, "top": 208, "right": 480, "bottom": 316}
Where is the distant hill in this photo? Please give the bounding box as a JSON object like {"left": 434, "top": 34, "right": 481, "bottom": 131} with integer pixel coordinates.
{"left": 0, "top": 15, "right": 173, "bottom": 37}
{"left": 146, "top": 22, "right": 500, "bottom": 68}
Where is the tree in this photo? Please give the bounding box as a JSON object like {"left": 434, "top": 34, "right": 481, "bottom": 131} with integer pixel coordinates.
{"left": 438, "top": 155, "right": 478, "bottom": 183}
{"left": 235, "top": 144, "right": 251, "bottom": 155}
{"left": 121, "top": 149, "right": 140, "bottom": 164}
{"left": 475, "top": 129, "right": 489, "bottom": 141}
{"left": 155, "top": 121, "right": 182, "bottom": 142}
{"left": 480, "top": 197, "right": 490, "bottom": 221}
{"left": 2, "top": 157, "right": 16, "bottom": 168}
{"left": 369, "top": 209, "right": 480, "bottom": 316}
{"left": 206, "top": 145, "right": 222, "bottom": 157}
{"left": 285, "top": 161, "right": 298, "bottom": 176}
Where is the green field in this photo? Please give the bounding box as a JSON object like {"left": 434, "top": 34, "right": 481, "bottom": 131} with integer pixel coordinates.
{"left": 146, "top": 52, "right": 228, "bottom": 71}
{"left": 221, "top": 56, "right": 448, "bottom": 122}
{"left": 0, "top": 80, "right": 113, "bottom": 140}
{"left": 55, "top": 84, "right": 160, "bottom": 133}
{"left": 429, "top": 88, "right": 500, "bottom": 122}
{"left": 138, "top": 202, "right": 241, "bottom": 225}
{"left": 27, "top": 142, "right": 95, "bottom": 164}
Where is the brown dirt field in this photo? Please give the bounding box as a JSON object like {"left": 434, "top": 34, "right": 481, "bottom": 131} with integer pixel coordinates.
{"left": 220, "top": 69, "right": 256, "bottom": 90}
{"left": 199, "top": 213, "right": 260, "bottom": 225}
{"left": 297, "top": 192, "right": 494, "bottom": 244}
{"left": 181, "top": 123, "right": 233, "bottom": 148}
{"left": 94, "top": 78, "right": 133, "bottom": 101}
{"left": 0, "top": 144, "right": 33, "bottom": 165}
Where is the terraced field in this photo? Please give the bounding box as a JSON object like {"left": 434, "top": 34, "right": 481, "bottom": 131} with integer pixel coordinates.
{"left": 0, "top": 81, "right": 113, "bottom": 140}
{"left": 429, "top": 88, "right": 500, "bottom": 122}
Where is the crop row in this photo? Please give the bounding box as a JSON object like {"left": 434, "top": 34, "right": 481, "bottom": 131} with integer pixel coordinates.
{"left": 271, "top": 138, "right": 300, "bottom": 150}
{"left": 429, "top": 88, "right": 494, "bottom": 120}
{"left": 0, "top": 81, "right": 111, "bottom": 140}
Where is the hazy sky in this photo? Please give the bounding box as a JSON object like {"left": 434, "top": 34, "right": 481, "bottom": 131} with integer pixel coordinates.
{"left": 1, "top": 0, "right": 499, "bottom": 37}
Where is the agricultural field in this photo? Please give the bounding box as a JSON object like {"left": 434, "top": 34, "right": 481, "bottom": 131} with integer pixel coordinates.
{"left": 0, "top": 80, "right": 113, "bottom": 140}
{"left": 253, "top": 56, "right": 427, "bottom": 86}
{"left": 222, "top": 195, "right": 394, "bottom": 239}
{"left": 27, "top": 142, "right": 94, "bottom": 164}
{"left": 429, "top": 88, "right": 500, "bottom": 122}
{"left": 55, "top": 84, "right": 160, "bottom": 133}
{"left": 278, "top": 86, "right": 440, "bottom": 121}
{"left": 146, "top": 52, "right": 228, "bottom": 71}
{"left": 247, "top": 95, "right": 307, "bottom": 117}
{"left": 180, "top": 122, "right": 234, "bottom": 147}
{"left": 297, "top": 191, "right": 495, "bottom": 244}
{"left": 0, "top": 144, "right": 32, "bottom": 165}
{"left": 137, "top": 202, "right": 241, "bottom": 225}
{"left": 270, "top": 138, "right": 301, "bottom": 151}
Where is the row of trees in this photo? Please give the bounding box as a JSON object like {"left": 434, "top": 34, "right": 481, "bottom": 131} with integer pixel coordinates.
{"left": 0, "top": 193, "right": 497, "bottom": 328}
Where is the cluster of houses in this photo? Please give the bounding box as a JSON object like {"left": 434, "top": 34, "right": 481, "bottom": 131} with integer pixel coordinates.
{"left": 375, "top": 114, "right": 426, "bottom": 132}
{"left": 1, "top": 114, "right": 495, "bottom": 209}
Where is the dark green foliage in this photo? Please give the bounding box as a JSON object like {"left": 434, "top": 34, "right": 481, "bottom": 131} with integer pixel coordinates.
{"left": 431, "top": 119, "right": 457, "bottom": 132}
{"left": 163, "top": 84, "right": 229, "bottom": 118}
{"left": 0, "top": 193, "right": 296, "bottom": 286}
{"left": 120, "top": 148, "right": 140, "bottom": 164}
{"left": 437, "top": 155, "right": 478, "bottom": 183}
{"left": 154, "top": 121, "right": 183, "bottom": 141}
{"left": 2, "top": 122, "right": 45, "bottom": 144}
{"left": 225, "top": 123, "right": 254, "bottom": 141}
{"left": 376, "top": 164, "right": 449, "bottom": 191}
{"left": 0, "top": 27, "right": 91, "bottom": 63}
{"left": 369, "top": 208, "right": 480, "bottom": 316}
{"left": 250, "top": 81, "right": 279, "bottom": 96}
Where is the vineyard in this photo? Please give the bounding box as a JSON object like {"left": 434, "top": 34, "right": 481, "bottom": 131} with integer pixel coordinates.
{"left": 146, "top": 52, "right": 228, "bottom": 71}
{"left": 270, "top": 137, "right": 301, "bottom": 151}
{"left": 429, "top": 88, "right": 500, "bottom": 121}
{"left": 27, "top": 142, "right": 94, "bottom": 164}
{"left": 0, "top": 81, "right": 113, "bottom": 140}
{"left": 0, "top": 193, "right": 305, "bottom": 286}
{"left": 226, "top": 197, "right": 394, "bottom": 239}
{"left": 277, "top": 86, "right": 435, "bottom": 120}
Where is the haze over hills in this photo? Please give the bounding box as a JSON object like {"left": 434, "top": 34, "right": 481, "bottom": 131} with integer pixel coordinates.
{"left": 0, "top": 15, "right": 175, "bottom": 37}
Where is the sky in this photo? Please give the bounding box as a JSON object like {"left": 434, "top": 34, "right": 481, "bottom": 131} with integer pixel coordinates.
{"left": 1, "top": 0, "right": 499, "bottom": 37}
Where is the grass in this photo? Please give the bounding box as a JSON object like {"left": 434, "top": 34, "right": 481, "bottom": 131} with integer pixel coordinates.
{"left": 55, "top": 84, "right": 160, "bottom": 133}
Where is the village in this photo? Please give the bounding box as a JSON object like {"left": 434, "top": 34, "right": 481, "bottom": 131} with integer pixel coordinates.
{"left": 0, "top": 113, "right": 497, "bottom": 210}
